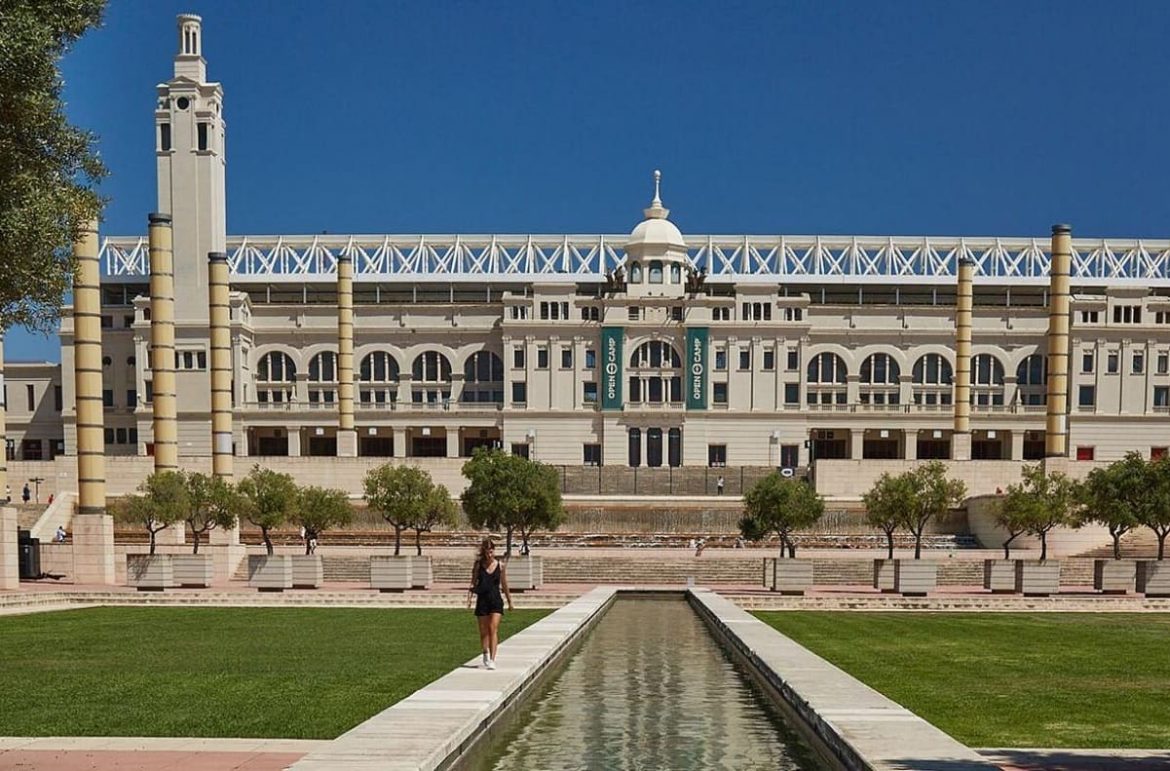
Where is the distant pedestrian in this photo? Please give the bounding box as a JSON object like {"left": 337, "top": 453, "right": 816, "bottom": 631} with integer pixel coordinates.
{"left": 22, "top": 484, "right": 30, "bottom": 504}
{"left": 716, "top": 476, "right": 725, "bottom": 495}
{"left": 54, "top": 526, "right": 67, "bottom": 543}
{"left": 687, "top": 538, "right": 697, "bottom": 550}
{"left": 467, "top": 537, "right": 513, "bottom": 670}
{"left": 695, "top": 539, "right": 706, "bottom": 558}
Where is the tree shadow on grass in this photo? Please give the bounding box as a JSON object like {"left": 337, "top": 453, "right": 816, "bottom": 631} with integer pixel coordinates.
{"left": 978, "top": 748, "right": 1170, "bottom": 771}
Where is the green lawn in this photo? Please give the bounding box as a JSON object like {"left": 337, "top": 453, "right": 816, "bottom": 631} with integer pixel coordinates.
{"left": 755, "top": 612, "right": 1170, "bottom": 749}
{"left": 0, "top": 606, "right": 548, "bottom": 738}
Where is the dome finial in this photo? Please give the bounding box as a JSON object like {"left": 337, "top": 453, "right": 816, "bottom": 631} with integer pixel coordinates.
{"left": 644, "top": 169, "right": 669, "bottom": 220}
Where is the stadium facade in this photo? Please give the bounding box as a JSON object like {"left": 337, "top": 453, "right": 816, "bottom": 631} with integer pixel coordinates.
{"left": 5, "top": 14, "right": 1170, "bottom": 477}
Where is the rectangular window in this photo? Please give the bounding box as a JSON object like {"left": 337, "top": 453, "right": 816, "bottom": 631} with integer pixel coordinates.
{"left": 780, "top": 444, "right": 799, "bottom": 467}
{"left": 784, "top": 383, "right": 800, "bottom": 404}
{"left": 1159, "top": 353, "right": 1170, "bottom": 375}
{"left": 123, "top": 315, "right": 134, "bottom": 328}
{"left": 714, "top": 349, "right": 727, "bottom": 371}
{"left": 100, "top": 315, "right": 113, "bottom": 329}
{"left": 128, "top": 428, "right": 138, "bottom": 445}
{"left": 159, "top": 123, "right": 171, "bottom": 151}
{"left": 115, "top": 428, "right": 127, "bottom": 445}
{"left": 537, "top": 348, "right": 549, "bottom": 369}
{"left": 539, "top": 302, "right": 549, "bottom": 320}
{"left": 671, "top": 306, "right": 683, "bottom": 321}
{"left": 1082, "top": 352, "right": 1094, "bottom": 373}
{"left": 126, "top": 389, "right": 137, "bottom": 407}
{"left": 26, "top": 384, "right": 34, "bottom": 411}
{"left": 762, "top": 349, "right": 775, "bottom": 370}
{"left": 784, "top": 307, "right": 803, "bottom": 322}
{"left": 102, "top": 389, "right": 114, "bottom": 408}
{"left": 1155, "top": 386, "right": 1170, "bottom": 408}
{"left": 197, "top": 351, "right": 207, "bottom": 370}
{"left": 712, "top": 307, "right": 730, "bottom": 321}
{"left": 145, "top": 381, "right": 153, "bottom": 403}
{"left": 787, "top": 349, "right": 799, "bottom": 370}
{"left": 103, "top": 428, "right": 114, "bottom": 445}
{"left": 627, "top": 307, "right": 640, "bottom": 321}
{"left": 54, "top": 385, "right": 62, "bottom": 411}
{"left": 1078, "top": 385, "right": 1095, "bottom": 407}
{"left": 561, "top": 348, "right": 573, "bottom": 368}
{"left": 1134, "top": 353, "right": 1145, "bottom": 374}
{"left": 585, "top": 349, "right": 596, "bottom": 368}
{"left": 713, "top": 382, "right": 728, "bottom": 404}
{"left": 583, "top": 382, "right": 597, "bottom": 403}
{"left": 628, "top": 377, "right": 641, "bottom": 403}
{"left": 511, "top": 443, "right": 530, "bottom": 459}
{"left": 511, "top": 382, "right": 527, "bottom": 404}
{"left": 513, "top": 347, "right": 525, "bottom": 368}
{"left": 1076, "top": 446, "right": 1095, "bottom": 461}
{"left": 583, "top": 443, "right": 602, "bottom": 466}
{"left": 1107, "top": 352, "right": 1119, "bottom": 374}
{"left": 738, "top": 348, "right": 751, "bottom": 370}
{"left": 197, "top": 122, "right": 208, "bottom": 151}
{"left": 708, "top": 444, "right": 727, "bottom": 467}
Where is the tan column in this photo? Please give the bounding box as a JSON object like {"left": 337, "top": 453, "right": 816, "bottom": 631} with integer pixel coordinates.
{"left": 148, "top": 214, "right": 179, "bottom": 471}
{"left": 952, "top": 256, "right": 974, "bottom": 460}
{"left": 72, "top": 220, "right": 115, "bottom": 584}
{"left": 336, "top": 253, "right": 357, "bottom": 456}
{"left": 1045, "top": 224, "right": 1072, "bottom": 457}
{"left": 208, "top": 251, "right": 233, "bottom": 480}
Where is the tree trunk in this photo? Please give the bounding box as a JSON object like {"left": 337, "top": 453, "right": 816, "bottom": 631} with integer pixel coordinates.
{"left": 263, "top": 527, "right": 274, "bottom": 556}
{"left": 192, "top": 529, "right": 201, "bottom": 555}
{"left": 305, "top": 537, "right": 311, "bottom": 556}
{"left": 1040, "top": 531, "right": 1047, "bottom": 562}
{"left": 787, "top": 538, "right": 796, "bottom": 559}
{"left": 415, "top": 529, "right": 422, "bottom": 557}
{"left": 1159, "top": 530, "right": 1167, "bottom": 561}
{"left": 914, "top": 527, "right": 922, "bottom": 560}
{"left": 885, "top": 529, "right": 894, "bottom": 560}
{"left": 149, "top": 529, "right": 157, "bottom": 556}
{"left": 394, "top": 526, "right": 402, "bottom": 556}
{"left": 1003, "top": 532, "right": 1017, "bottom": 560}
{"left": 1113, "top": 530, "right": 1122, "bottom": 561}
{"left": 505, "top": 527, "right": 514, "bottom": 558}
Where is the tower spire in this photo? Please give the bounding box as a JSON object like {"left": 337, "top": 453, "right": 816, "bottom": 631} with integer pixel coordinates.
{"left": 643, "top": 169, "right": 669, "bottom": 220}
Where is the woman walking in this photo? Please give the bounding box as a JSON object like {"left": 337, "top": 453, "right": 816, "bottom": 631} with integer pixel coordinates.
{"left": 467, "top": 537, "right": 513, "bottom": 670}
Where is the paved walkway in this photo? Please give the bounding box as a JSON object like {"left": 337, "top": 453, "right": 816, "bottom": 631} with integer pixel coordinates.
{"left": 0, "top": 738, "right": 325, "bottom": 771}
{"left": 982, "top": 748, "right": 1170, "bottom": 770}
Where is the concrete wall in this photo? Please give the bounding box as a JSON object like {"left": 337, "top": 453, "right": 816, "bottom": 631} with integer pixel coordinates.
{"left": 966, "top": 493, "right": 1111, "bottom": 557}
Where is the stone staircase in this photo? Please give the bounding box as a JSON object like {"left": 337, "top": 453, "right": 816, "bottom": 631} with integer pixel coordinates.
{"left": 232, "top": 554, "right": 1099, "bottom": 586}
{"left": 1077, "top": 529, "right": 1165, "bottom": 559}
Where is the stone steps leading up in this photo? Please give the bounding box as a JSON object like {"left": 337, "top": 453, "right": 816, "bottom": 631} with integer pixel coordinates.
{"left": 1077, "top": 530, "right": 1166, "bottom": 559}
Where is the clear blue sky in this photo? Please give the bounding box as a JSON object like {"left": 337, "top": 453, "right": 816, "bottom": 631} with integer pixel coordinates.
{"left": 9, "top": 0, "right": 1170, "bottom": 360}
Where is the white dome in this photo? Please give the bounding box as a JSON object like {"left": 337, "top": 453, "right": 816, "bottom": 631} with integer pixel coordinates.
{"left": 626, "top": 216, "right": 686, "bottom": 251}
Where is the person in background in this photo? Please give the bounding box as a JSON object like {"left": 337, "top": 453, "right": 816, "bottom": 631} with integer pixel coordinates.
{"left": 54, "top": 525, "right": 68, "bottom": 543}
{"left": 467, "top": 537, "right": 513, "bottom": 670}
{"left": 716, "top": 476, "right": 725, "bottom": 495}
{"left": 22, "top": 483, "right": 31, "bottom": 504}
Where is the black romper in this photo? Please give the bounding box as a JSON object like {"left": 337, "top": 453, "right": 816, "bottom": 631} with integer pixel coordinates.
{"left": 474, "top": 561, "right": 505, "bottom": 617}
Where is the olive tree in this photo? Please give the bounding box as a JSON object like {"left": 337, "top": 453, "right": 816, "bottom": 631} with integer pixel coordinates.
{"left": 184, "top": 472, "right": 244, "bottom": 555}
{"left": 295, "top": 486, "right": 353, "bottom": 555}
{"left": 1141, "top": 455, "right": 1170, "bottom": 560}
{"left": 862, "top": 472, "right": 914, "bottom": 560}
{"left": 991, "top": 492, "right": 1032, "bottom": 560}
{"left": 901, "top": 462, "right": 966, "bottom": 560}
{"left": 114, "top": 471, "right": 189, "bottom": 555}
{"left": 1080, "top": 453, "right": 1146, "bottom": 560}
{"left": 739, "top": 473, "right": 824, "bottom": 558}
{"left": 411, "top": 485, "right": 460, "bottom": 556}
{"left": 461, "top": 448, "right": 565, "bottom": 557}
{"left": 364, "top": 464, "right": 433, "bottom": 556}
{"left": 1005, "top": 464, "right": 1081, "bottom": 562}
{"left": 237, "top": 466, "right": 298, "bottom": 556}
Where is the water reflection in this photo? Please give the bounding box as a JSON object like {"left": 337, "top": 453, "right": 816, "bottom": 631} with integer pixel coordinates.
{"left": 479, "top": 597, "right": 822, "bottom": 770}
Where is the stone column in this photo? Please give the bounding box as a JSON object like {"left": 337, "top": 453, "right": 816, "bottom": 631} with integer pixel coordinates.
{"left": 850, "top": 428, "right": 865, "bottom": 460}
{"left": 952, "top": 256, "right": 974, "bottom": 460}
{"left": 393, "top": 427, "right": 407, "bottom": 458}
{"left": 208, "top": 251, "right": 243, "bottom": 579}
{"left": 72, "top": 220, "right": 115, "bottom": 584}
{"left": 903, "top": 430, "right": 918, "bottom": 460}
{"left": 287, "top": 429, "right": 301, "bottom": 457}
{"left": 336, "top": 253, "right": 357, "bottom": 456}
{"left": 1046, "top": 225, "right": 1072, "bottom": 457}
{"left": 1010, "top": 430, "right": 1025, "bottom": 461}
{"left": 148, "top": 214, "right": 183, "bottom": 546}
{"left": 446, "top": 429, "right": 461, "bottom": 459}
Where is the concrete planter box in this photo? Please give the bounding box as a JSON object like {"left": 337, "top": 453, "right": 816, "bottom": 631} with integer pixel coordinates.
{"left": 1136, "top": 560, "right": 1170, "bottom": 597}
{"left": 1014, "top": 560, "right": 1061, "bottom": 596}
{"left": 872, "top": 559, "right": 897, "bottom": 593}
{"left": 291, "top": 555, "right": 323, "bottom": 589}
{"left": 371, "top": 555, "right": 412, "bottom": 592}
{"left": 127, "top": 554, "right": 174, "bottom": 591}
{"left": 248, "top": 555, "right": 293, "bottom": 592}
{"left": 1093, "top": 559, "right": 1136, "bottom": 594}
{"left": 507, "top": 556, "right": 542, "bottom": 592}
{"left": 983, "top": 560, "right": 1017, "bottom": 593}
{"left": 172, "top": 554, "right": 213, "bottom": 588}
{"left": 894, "top": 560, "right": 937, "bottom": 597}
{"left": 770, "top": 559, "right": 813, "bottom": 595}
{"left": 408, "top": 555, "right": 433, "bottom": 589}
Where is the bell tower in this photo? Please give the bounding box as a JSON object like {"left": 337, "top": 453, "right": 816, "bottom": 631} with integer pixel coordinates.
{"left": 155, "top": 13, "right": 226, "bottom": 323}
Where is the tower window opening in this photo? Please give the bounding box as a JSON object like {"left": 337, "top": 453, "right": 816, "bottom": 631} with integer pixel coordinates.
{"left": 197, "top": 122, "right": 208, "bottom": 151}
{"left": 159, "top": 123, "right": 171, "bottom": 151}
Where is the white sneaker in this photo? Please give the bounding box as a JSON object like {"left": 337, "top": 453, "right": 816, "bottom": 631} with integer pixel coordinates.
{"left": 486, "top": 659, "right": 496, "bottom": 671}
{"left": 482, "top": 652, "right": 490, "bottom": 668}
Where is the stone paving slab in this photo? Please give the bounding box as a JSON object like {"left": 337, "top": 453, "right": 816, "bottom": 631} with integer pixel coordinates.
{"left": 981, "top": 748, "right": 1170, "bottom": 770}
{"left": 288, "top": 586, "right": 617, "bottom": 771}
{"left": 0, "top": 749, "right": 307, "bottom": 770}
{"left": 689, "top": 588, "right": 1000, "bottom": 770}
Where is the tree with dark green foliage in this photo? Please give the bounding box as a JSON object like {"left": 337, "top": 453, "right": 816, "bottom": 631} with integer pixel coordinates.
{"left": 237, "top": 466, "right": 298, "bottom": 556}
{"left": 114, "top": 471, "right": 189, "bottom": 555}
{"left": 295, "top": 486, "right": 353, "bottom": 555}
{"left": 1080, "top": 453, "right": 1147, "bottom": 560}
{"left": 363, "top": 464, "right": 433, "bottom": 556}
{"left": 901, "top": 462, "right": 966, "bottom": 560}
{"left": 991, "top": 492, "right": 1032, "bottom": 560}
{"left": 0, "top": 0, "right": 108, "bottom": 332}
{"left": 461, "top": 448, "right": 565, "bottom": 557}
{"left": 1141, "top": 455, "right": 1170, "bottom": 560}
{"left": 411, "top": 484, "right": 459, "bottom": 556}
{"left": 862, "top": 472, "right": 914, "bottom": 560}
{"left": 739, "top": 473, "right": 824, "bottom": 558}
{"left": 1004, "top": 464, "right": 1081, "bottom": 562}
{"left": 183, "top": 472, "right": 245, "bottom": 555}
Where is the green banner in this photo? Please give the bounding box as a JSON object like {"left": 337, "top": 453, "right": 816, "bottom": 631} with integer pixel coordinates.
{"left": 686, "top": 327, "right": 708, "bottom": 410}
{"left": 601, "top": 326, "right": 623, "bottom": 411}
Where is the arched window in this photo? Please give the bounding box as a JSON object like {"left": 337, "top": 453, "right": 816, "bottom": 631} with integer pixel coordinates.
{"left": 807, "top": 352, "right": 847, "bottom": 384}
{"left": 308, "top": 351, "right": 337, "bottom": 382}
{"left": 912, "top": 353, "right": 952, "bottom": 407}
{"left": 859, "top": 352, "right": 900, "bottom": 407}
{"left": 649, "top": 261, "right": 663, "bottom": 284}
{"left": 971, "top": 353, "right": 1005, "bottom": 406}
{"left": 628, "top": 341, "right": 682, "bottom": 404}
{"left": 1016, "top": 353, "right": 1047, "bottom": 406}
{"left": 411, "top": 351, "right": 452, "bottom": 405}
{"left": 358, "top": 351, "right": 400, "bottom": 406}
{"left": 258, "top": 352, "right": 296, "bottom": 382}
{"left": 670, "top": 263, "right": 682, "bottom": 283}
{"left": 463, "top": 351, "right": 504, "bottom": 404}
{"left": 629, "top": 261, "right": 643, "bottom": 283}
